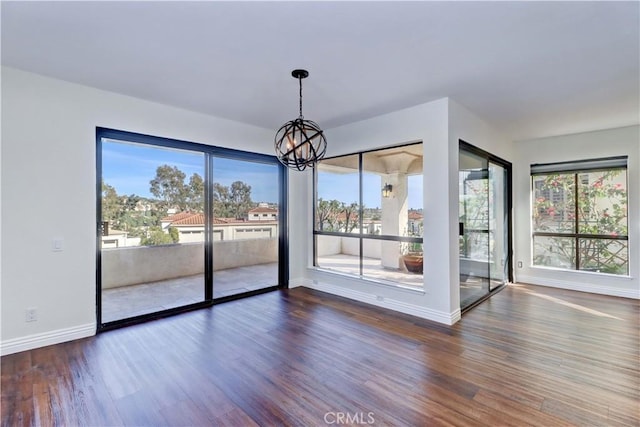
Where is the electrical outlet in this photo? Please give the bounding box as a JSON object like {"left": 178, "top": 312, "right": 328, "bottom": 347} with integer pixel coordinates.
{"left": 517, "top": 261, "right": 523, "bottom": 268}
{"left": 25, "top": 307, "right": 37, "bottom": 322}
{"left": 52, "top": 238, "right": 64, "bottom": 252}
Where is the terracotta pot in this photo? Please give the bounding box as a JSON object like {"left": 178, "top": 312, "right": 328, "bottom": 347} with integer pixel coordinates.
{"left": 403, "top": 254, "right": 423, "bottom": 274}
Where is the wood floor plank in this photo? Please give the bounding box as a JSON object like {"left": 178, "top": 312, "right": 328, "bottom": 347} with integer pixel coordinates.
{"left": 2, "top": 283, "right": 638, "bottom": 426}
{"left": 2, "top": 352, "right": 35, "bottom": 427}
{"left": 473, "top": 389, "right": 573, "bottom": 427}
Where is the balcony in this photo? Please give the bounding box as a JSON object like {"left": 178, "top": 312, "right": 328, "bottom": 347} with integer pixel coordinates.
{"left": 101, "top": 237, "right": 489, "bottom": 322}
{"left": 101, "top": 239, "right": 277, "bottom": 323}
{"left": 316, "top": 235, "right": 424, "bottom": 288}
{"left": 317, "top": 253, "right": 424, "bottom": 288}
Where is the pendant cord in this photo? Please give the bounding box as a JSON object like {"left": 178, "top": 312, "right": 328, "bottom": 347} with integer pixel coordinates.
{"left": 298, "top": 76, "right": 304, "bottom": 119}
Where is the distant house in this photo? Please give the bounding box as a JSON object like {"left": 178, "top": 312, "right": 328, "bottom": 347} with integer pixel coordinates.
{"left": 248, "top": 204, "right": 278, "bottom": 221}
{"left": 408, "top": 210, "right": 423, "bottom": 235}
{"left": 161, "top": 212, "right": 206, "bottom": 243}
{"left": 100, "top": 225, "right": 141, "bottom": 248}
{"left": 160, "top": 211, "right": 197, "bottom": 231}
{"left": 161, "top": 210, "right": 278, "bottom": 243}
{"left": 363, "top": 219, "right": 382, "bottom": 235}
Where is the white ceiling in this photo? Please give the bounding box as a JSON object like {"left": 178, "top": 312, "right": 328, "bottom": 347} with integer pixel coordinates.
{"left": 2, "top": 1, "right": 638, "bottom": 141}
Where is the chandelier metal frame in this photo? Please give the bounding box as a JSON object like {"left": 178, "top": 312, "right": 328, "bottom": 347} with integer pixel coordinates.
{"left": 275, "top": 69, "right": 327, "bottom": 171}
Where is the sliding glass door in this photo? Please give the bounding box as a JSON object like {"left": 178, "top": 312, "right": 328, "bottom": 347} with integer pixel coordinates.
{"left": 489, "top": 161, "right": 509, "bottom": 288}
{"left": 97, "top": 128, "right": 286, "bottom": 329}
{"left": 210, "top": 157, "right": 281, "bottom": 298}
{"left": 459, "top": 141, "right": 511, "bottom": 310}
{"left": 100, "top": 139, "right": 206, "bottom": 323}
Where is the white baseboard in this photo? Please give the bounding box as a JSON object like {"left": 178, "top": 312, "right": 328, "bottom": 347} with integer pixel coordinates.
{"left": 1, "top": 323, "right": 95, "bottom": 356}
{"left": 288, "top": 277, "right": 314, "bottom": 288}
{"left": 516, "top": 275, "right": 640, "bottom": 299}
{"left": 302, "top": 280, "right": 460, "bottom": 325}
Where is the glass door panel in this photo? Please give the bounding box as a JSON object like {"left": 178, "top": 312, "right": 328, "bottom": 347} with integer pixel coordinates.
{"left": 459, "top": 143, "right": 511, "bottom": 310}
{"left": 489, "top": 161, "right": 508, "bottom": 290}
{"left": 100, "top": 139, "right": 205, "bottom": 323}
{"left": 211, "top": 157, "right": 280, "bottom": 298}
{"left": 459, "top": 149, "right": 491, "bottom": 308}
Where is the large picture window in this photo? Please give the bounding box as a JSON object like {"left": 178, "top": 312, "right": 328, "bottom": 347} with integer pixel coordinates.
{"left": 314, "top": 143, "right": 423, "bottom": 289}
{"left": 97, "top": 128, "right": 287, "bottom": 330}
{"left": 531, "top": 157, "right": 628, "bottom": 275}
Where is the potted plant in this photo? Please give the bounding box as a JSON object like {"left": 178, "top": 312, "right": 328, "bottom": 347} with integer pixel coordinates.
{"left": 401, "top": 242, "right": 423, "bottom": 274}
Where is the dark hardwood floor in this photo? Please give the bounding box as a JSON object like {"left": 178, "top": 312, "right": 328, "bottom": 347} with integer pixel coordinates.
{"left": 2, "top": 283, "right": 639, "bottom": 426}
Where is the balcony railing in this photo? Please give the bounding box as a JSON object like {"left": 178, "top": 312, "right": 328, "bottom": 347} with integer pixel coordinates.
{"left": 101, "top": 238, "right": 278, "bottom": 289}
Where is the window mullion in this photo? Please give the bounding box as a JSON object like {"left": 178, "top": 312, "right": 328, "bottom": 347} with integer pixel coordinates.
{"left": 359, "top": 152, "right": 364, "bottom": 276}
{"left": 574, "top": 173, "right": 580, "bottom": 270}
{"left": 531, "top": 161, "right": 628, "bottom": 275}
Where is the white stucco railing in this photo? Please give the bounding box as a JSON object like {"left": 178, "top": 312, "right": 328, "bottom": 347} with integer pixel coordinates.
{"left": 316, "top": 234, "right": 382, "bottom": 258}
{"left": 101, "top": 238, "right": 278, "bottom": 289}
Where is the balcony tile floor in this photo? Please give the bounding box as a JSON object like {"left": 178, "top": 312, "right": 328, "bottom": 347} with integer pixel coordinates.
{"left": 102, "top": 255, "right": 490, "bottom": 323}
{"left": 320, "top": 254, "right": 490, "bottom": 306}
{"left": 101, "top": 263, "right": 278, "bottom": 323}
{"left": 316, "top": 254, "right": 424, "bottom": 288}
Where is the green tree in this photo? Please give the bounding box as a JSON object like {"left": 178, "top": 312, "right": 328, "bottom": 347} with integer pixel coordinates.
{"left": 459, "top": 176, "right": 489, "bottom": 258}
{"left": 212, "top": 182, "right": 231, "bottom": 218}
{"left": 149, "top": 165, "right": 187, "bottom": 211}
{"left": 229, "top": 181, "right": 253, "bottom": 219}
{"left": 533, "top": 170, "right": 627, "bottom": 274}
{"left": 212, "top": 181, "right": 253, "bottom": 219}
{"left": 123, "top": 194, "right": 141, "bottom": 212}
{"left": 315, "top": 199, "right": 360, "bottom": 232}
{"left": 187, "top": 173, "right": 204, "bottom": 212}
{"left": 101, "top": 181, "right": 121, "bottom": 227}
{"left": 339, "top": 202, "right": 360, "bottom": 233}
{"left": 168, "top": 226, "right": 179, "bottom": 243}
{"left": 140, "top": 226, "right": 175, "bottom": 246}
{"left": 316, "top": 198, "right": 341, "bottom": 231}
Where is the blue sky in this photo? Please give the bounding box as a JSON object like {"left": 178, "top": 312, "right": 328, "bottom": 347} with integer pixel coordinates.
{"left": 102, "top": 140, "right": 279, "bottom": 203}
{"left": 103, "top": 140, "right": 423, "bottom": 209}
{"left": 317, "top": 171, "right": 423, "bottom": 210}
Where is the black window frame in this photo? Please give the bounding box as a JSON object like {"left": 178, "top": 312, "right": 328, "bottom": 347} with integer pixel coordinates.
{"left": 96, "top": 127, "right": 288, "bottom": 331}
{"left": 530, "top": 156, "right": 629, "bottom": 275}
{"left": 313, "top": 141, "right": 423, "bottom": 285}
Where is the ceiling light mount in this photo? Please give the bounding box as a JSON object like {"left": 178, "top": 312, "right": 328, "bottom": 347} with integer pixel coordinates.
{"left": 275, "top": 69, "right": 327, "bottom": 171}
{"left": 291, "top": 69, "right": 309, "bottom": 80}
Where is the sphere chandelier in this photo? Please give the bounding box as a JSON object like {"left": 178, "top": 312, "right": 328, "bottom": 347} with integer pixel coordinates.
{"left": 275, "top": 69, "right": 327, "bottom": 171}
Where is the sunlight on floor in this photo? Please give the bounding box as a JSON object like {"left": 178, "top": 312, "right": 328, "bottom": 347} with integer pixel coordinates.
{"left": 510, "top": 283, "right": 623, "bottom": 320}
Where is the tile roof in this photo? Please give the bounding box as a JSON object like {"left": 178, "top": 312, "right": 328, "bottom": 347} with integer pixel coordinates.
{"left": 249, "top": 207, "right": 278, "bottom": 213}
{"left": 161, "top": 212, "right": 194, "bottom": 222}
{"left": 408, "top": 211, "right": 423, "bottom": 220}
{"left": 162, "top": 212, "right": 277, "bottom": 227}
{"left": 172, "top": 213, "right": 205, "bottom": 226}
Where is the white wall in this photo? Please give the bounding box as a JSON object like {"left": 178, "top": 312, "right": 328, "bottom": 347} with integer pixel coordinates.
{"left": 4, "top": 66, "right": 635, "bottom": 355}
{"left": 513, "top": 126, "right": 640, "bottom": 298}
{"left": 448, "top": 100, "right": 513, "bottom": 162}
{"left": 289, "top": 99, "right": 448, "bottom": 322}
{"left": 290, "top": 98, "right": 510, "bottom": 325}
{"left": 0, "top": 67, "right": 274, "bottom": 355}
{"left": 448, "top": 100, "right": 514, "bottom": 309}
